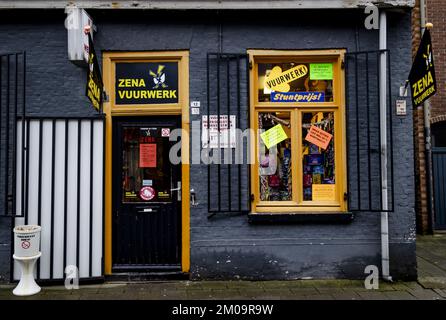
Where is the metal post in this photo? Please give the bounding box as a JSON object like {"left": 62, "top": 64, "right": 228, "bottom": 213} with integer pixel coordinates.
{"left": 379, "top": 10, "right": 392, "bottom": 282}
{"left": 420, "top": 0, "right": 435, "bottom": 233}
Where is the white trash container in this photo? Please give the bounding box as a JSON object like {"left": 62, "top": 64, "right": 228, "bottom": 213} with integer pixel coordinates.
{"left": 13, "top": 225, "right": 41, "bottom": 257}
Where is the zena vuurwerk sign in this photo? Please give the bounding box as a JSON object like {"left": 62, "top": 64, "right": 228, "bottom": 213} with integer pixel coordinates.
{"left": 85, "top": 33, "right": 103, "bottom": 111}
{"left": 115, "top": 62, "right": 179, "bottom": 105}
{"left": 408, "top": 29, "right": 437, "bottom": 107}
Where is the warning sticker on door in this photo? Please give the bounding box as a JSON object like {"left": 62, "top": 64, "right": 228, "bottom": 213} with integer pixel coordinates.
{"left": 161, "top": 128, "right": 170, "bottom": 137}
{"left": 140, "top": 186, "right": 155, "bottom": 201}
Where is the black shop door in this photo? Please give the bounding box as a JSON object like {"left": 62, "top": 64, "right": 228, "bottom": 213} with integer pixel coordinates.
{"left": 112, "top": 116, "right": 181, "bottom": 272}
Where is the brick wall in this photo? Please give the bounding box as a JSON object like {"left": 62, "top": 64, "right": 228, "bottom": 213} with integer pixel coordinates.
{"left": 427, "top": 0, "right": 446, "bottom": 123}
{"left": 412, "top": 0, "right": 446, "bottom": 233}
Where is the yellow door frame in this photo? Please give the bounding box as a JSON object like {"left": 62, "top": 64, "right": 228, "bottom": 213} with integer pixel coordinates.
{"left": 102, "top": 51, "right": 190, "bottom": 274}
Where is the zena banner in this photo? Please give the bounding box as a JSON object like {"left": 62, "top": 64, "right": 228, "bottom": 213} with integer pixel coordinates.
{"left": 85, "top": 33, "right": 104, "bottom": 112}
{"left": 408, "top": 28, "right": 437, "bottom": 107}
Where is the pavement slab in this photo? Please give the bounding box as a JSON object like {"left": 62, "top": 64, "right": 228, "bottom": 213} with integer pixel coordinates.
{"left": 406, "top": 289, "right": 445, "bottom": 300}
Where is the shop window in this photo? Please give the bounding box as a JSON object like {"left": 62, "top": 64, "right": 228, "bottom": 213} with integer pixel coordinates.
{"left": 249, "top": 50, "right": 346, "bottom": 213}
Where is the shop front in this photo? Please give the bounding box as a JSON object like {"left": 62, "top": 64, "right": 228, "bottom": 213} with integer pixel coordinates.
{"left": 103, "top": 52, "right": 190, "bottom": 275}
{"left": 0, "top": 2, "right": 417, "bottom": 283}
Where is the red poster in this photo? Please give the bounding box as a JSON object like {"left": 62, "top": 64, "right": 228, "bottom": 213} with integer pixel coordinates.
{"left": 139, "top": 143, "right": 157, "bottom": 168}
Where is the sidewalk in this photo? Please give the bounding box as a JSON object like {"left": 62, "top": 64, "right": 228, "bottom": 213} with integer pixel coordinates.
{"left": 0, "top": 234, "right": 445, "bottom": 300}
{"left": 416, "top": 233, "right": 446, "bottom": 290}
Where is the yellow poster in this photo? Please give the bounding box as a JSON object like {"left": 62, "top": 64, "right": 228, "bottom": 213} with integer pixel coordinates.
{"left": 264, "top": 65, "right": 308, "bottom": 92}
{"left": 260, "top": 124, "right": 288, "bottom": 149}
{"left": 312, "top": 184, "right": 336, "bottom": 201}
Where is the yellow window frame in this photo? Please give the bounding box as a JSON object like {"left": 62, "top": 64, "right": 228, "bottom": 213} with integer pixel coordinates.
{"left": 248, "top": 49, "right": 347, "bottom": 213}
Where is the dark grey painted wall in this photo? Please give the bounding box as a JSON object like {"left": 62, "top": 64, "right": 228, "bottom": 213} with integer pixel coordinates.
{"left": 0, "top": 9, "right": 416, "bottom": 282}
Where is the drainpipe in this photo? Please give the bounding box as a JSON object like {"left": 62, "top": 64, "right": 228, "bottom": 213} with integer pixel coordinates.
{"left": 379, "top": 10, "right": 392, "bottom": 282}
{"left": 420, "top": 0, "right": 435, "bottom": 233}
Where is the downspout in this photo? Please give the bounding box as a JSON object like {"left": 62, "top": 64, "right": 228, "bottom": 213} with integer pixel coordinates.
{"left": 379, "top": 10, "right": 392, "bottom": 282}
{"left": 420, "top": 0, "right": 435, "bottom": 233}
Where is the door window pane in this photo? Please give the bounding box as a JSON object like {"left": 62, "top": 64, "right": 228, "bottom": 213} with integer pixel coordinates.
{"left": 258, "top": 62, "right": 334, "bottom": 103}
{"left": 302, "top": 112, "right": 335, "bottom": 201}
{"left": 121, "top": 126, "right": 172, "bottom": 203}
{"left": 258, "top": 112, "right": 292, "bottom": 201}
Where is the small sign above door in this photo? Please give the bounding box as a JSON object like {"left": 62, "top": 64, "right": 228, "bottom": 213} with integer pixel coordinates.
{"left": 115, "top": 62, "right": 179, "bottom": 105}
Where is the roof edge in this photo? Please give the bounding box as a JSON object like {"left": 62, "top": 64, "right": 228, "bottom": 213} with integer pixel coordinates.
{"left": 0, "top": 0, "right": 416, "bottom": 10}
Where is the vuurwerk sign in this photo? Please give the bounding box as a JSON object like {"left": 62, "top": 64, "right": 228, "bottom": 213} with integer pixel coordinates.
{"left": 115, "top": 62, "right": 179, "bottom": 105}
{"left": 408, "top": 29, "right": 437, "bottom": 107}
{"left": 86, "top": 34, "right": 103, "bottom": 111}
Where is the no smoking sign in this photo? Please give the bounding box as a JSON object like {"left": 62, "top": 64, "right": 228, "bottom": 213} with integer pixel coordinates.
{"left": 21, "top": 240, "right": 31, "bottom": 249}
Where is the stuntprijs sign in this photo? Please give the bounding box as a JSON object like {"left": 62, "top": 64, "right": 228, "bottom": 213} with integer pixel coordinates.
{"left": 115, "top": 62, "right": 179, "bottom": 105}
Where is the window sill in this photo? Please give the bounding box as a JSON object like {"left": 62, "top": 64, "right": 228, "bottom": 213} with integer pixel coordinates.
{"left": 248, "top": 212, "right": 354, "bottom": 224}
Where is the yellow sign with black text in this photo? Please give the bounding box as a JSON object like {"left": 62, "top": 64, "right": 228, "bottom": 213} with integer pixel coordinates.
{"left": 264, "top": 65, "right": 308, "bottom": 92}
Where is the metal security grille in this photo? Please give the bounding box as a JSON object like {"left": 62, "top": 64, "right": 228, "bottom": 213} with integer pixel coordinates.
{"left": 345, "top": 50, "right": 395, "bottom": 212}
{"left": 0, "top": 52, "right": 26, "bottom": 218}
{"left": 206, "top": 53, "right": 251, "bottom": 216}
{"left": 13, "top": 117, "right": 105, "bottom": 282}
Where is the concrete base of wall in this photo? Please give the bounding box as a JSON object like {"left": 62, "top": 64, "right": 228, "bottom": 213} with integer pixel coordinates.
{"left": 191, "top": 242, "right": 417, "bottom": 281}
{"left": 0, "top": 218, "right": 11, "bottom": 283}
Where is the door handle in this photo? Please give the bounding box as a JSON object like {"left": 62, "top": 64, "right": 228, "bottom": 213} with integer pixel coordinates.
{"left": 171, "top": 181, "right": 181, "bottom": 201}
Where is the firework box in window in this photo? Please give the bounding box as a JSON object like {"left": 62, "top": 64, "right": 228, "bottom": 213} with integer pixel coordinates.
{"left": 304, "top": 165, "right": 312, "bottom": 174}
{"left": 309, "top": 144, "right": 320, "bottom": 154}
{"left": 312, "top": 173, "right": 322, "bottom": 184}
{"left": 268, "top": 174, "right": 280, "bottom": 187}
{"left": 305, "top": 154, "right": 324, "bottom": 166}
{"left": 304, "top": 187, "right": 312, "bottom": 201}
{"left": 303, "top": 174, "right": 312, "bottom": 187}
{"left": 312, "top": 165, "right": 324, "bottom": 174}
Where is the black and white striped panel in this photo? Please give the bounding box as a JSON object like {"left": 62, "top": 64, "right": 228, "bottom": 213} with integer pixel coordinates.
{"left": 14, "top": 118, "right": 104, "bottom": 281}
